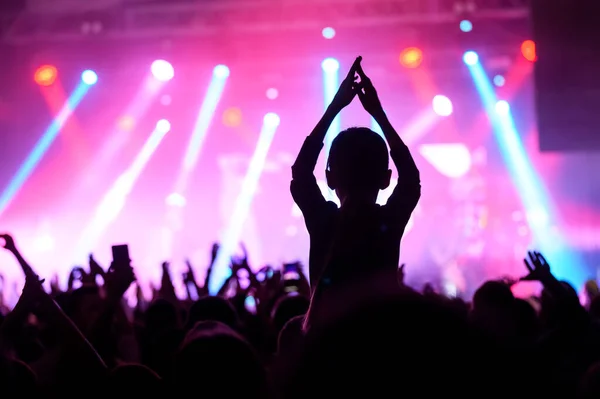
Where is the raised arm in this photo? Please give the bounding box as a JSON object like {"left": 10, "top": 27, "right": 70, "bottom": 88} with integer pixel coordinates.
{"left": 291, "top": 57, "right": 362, "bottom": 216}
{"left": 0, "top": 234, "right": 106, "bottom": 374}
{"left": 0, "top": 234, "right": 37, "bottom": 279}
{"left": 355, "top": 61, "right": 421, "bottom": 219}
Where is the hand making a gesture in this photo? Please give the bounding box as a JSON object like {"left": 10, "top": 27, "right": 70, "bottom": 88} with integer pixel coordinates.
{"left": 328, "top": 56, "right": 362, "bottom": 114}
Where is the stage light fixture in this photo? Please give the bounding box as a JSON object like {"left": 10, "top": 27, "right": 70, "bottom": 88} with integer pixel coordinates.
{"left": 263, "top": 112, "right": 280, "bottom": 127}
{"left": 521, "top": 40, "right": 537, "bottom": 62}
{"left": 151, "top": 60, "right": 175, "bottom": 82}
{"left": 81, "top": 70, "right": 98, "bottom": 85}
{"left": 432, "top": 95, "right": 453, "bottom": 116}
{"left": 223, "top": 107, "right": 242, "bottom": 127}
{"left": 266, "top": 88, "right": 279, "bottom": 100}
{"left": 34, "top": 65, "right": 58, "bottom": 86}
{"left": 460, "top": 20, "right": 473, "bottom": 32}
{"left": 399, "top": 47, "right": 423, "bottom": 68}
{"left": 322, "top": 27, "right": 336, "bottom": 39}
{"left": 213, "top": 65, "right": 230, "bottom": 79}
{"left": 463, "top": 51, "right": 479, "bottom": 65}
{"left": 493, "top": 75, "right": 506, "bottom": 87}
{"left": 495, "top": 100, "right": 510, "bottom": 115}
{"left": 156, "top": 119, "right": 171, "bottom": 133}
{"left": 321, "top": 58, "right": 340, "bottom": 72}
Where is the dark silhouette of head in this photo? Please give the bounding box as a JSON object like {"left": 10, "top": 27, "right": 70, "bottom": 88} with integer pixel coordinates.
{"left": 186, "top": 296, "right": 240, "bottom": 331}
{"left": 513, "top": 298, "right": 540, "bottom": 343}
{"left": 540, "top": 280, "right": 580, "bottom": 329}
{"left": 326, "top": 127, "right": 391, "bottom": 203}
{"left": 471, "top": 280, "right": 517, "bottom": 341}
{"left": 145, "top": 298, "right": 180, "bottom": 334}
{"left": 277, "top": 315, "right": 305, "bottom": 356}
{"left": 54, "top": 286, "right": 102, "bottom": 334}
{"left": 175, "top": 321, "right": 269, "bottom": 398}
{"left": 283, "top": 291, "right": 519, "bottom": 398}
{"left": 271, "top": 294, "right": 309, "bottom": 335}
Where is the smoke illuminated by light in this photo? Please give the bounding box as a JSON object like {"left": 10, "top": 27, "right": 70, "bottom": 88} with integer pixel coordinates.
{"left": 420, "top": 143, "right": 472, "bottom": 178}
{"left": 75, "top": 120, "right": 170, "bottom": 260}
{"left": 466, "top": 53, "right": 585, "bottom": 287}
{"left": 0, "top": 82, "right": 92, "bottom": 218}
{"left": 209, "top": 113, "right": 281, "bottom": 294}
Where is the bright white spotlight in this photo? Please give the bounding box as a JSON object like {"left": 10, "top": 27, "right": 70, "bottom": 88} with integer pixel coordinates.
{"left": 166, "top": 192, "right": 186, "bottom": 207}
{"left": 495, "top": 100, "right": 510, "bottom": 115}
{"left": 420, "top": 143, "right": 472, "bottom": 179}
{"left": 321, "top": 58, "right": 340, "bottom": 72}
{"left": 263, "top": 112, "right": 280, "bottom": 127}
{"left": 463, "top": 51, "right": 479, "bottom": 66}
{"left": 432, "top": 95, "right": 453, "bottom": 116}
{"left": 213, "top": 64, "right": 230, "bottom": 79}
{"left": 156, "top": 119, "right": 171, "bottom": 133}
{"left": 81, "top": 70, "right": 98, "bottom": 85}
{"left": 151, "top": 60, "right": 175, "bottom": 82}
{"left": 322, "top": 27, "right": 336, "bottom": 39}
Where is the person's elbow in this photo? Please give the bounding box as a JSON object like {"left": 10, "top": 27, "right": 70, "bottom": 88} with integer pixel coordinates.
{"left": 408, "top": 181, "right": 421, "bottom": 206}
{"left": 291, "top": 163, "right": 309, "bottom": 180}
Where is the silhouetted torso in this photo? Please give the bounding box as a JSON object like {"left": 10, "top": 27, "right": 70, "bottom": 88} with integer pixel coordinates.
{"left": 291, "top": 136, "right": 420, "bottom": 290}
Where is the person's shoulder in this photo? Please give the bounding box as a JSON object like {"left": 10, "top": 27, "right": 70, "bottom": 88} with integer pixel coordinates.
{"left": 306, "top": 200, "right": 338, "bottom": 221}
{"left": 322, "top": 201, "right": 340, "bottom": 216}
{"left": 326, "top": 201, "right": 339, "bottom": 209}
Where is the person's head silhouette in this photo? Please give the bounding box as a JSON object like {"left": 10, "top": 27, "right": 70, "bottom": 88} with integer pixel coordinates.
{"left": 326, "top": 127, "right": 391, "bottom": 204}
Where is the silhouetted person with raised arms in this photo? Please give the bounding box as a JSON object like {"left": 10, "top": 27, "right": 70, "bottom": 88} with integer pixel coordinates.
{"left": 291, "top": 56, "right": 421, "bottom": 297}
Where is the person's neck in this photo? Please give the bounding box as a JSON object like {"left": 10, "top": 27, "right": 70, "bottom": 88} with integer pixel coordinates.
{"left": 339, "top": 191, "right": 378, "bottom": 207}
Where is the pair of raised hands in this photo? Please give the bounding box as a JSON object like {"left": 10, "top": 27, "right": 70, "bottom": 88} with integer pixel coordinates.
{"left": 329, "top": 56, "right": 385, "bottom": 118}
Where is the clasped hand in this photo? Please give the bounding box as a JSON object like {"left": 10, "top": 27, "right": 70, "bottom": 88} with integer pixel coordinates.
{"left": 329, "top": 56, "right": 385, "bottom": 119}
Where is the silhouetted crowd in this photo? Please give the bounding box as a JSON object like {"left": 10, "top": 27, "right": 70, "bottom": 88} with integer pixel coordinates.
{"left": 2, "top": 57, "right": 600, "bottom": 398}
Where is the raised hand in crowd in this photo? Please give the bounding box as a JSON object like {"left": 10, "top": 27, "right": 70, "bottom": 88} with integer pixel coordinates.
{"left": 105, "top": 256, "right": 136, "bottom": 301}
{"left": 157, "top": 261, "right": 177, "bottom": 302}
{"left": 183, "top": 258, "right": 201, "bottom": 298}
{"left": 89, "top": 254, "right": 106, "bottom": 280}
{"left": 67, "top": 266, "right": 87, "bottom": 290}
{"left": 1, "top": 233, "right": 37, "bottom": 280}
{"left": 521, "top": 251, "right": 552, "bottom": 282}
{"left": 0, "top": 234, "right": 16, "bottom": 253}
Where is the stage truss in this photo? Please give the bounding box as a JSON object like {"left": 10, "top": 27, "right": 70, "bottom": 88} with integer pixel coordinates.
{"left": 1, "top": 0, "right": 529, "bottom": 44}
